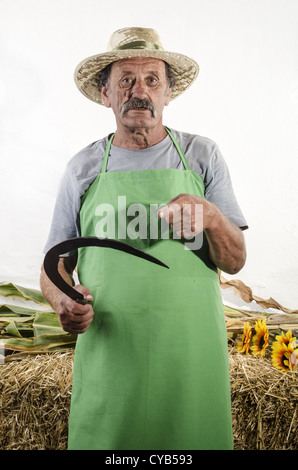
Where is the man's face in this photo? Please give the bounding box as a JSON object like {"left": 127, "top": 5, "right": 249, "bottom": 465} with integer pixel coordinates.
{"left": 101, "top": 57, "right": 172, "bottom": 130}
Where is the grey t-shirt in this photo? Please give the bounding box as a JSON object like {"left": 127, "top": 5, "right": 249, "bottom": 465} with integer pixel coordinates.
{"left": 43, "top": 128, "right": 248, "bottom": 253}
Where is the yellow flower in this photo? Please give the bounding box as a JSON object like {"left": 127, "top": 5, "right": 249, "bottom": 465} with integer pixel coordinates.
{"left": 271, "top": 329, "right": 298, "bottom": 372}
{"left": 274, "top": 329, "right": 296, "bottom": 346}
{"left": 250, "top": 319, "right": 269, "bottom": 357}
{"left": 237, "top": 322, "right": 252, "bottom": 354}
{"left": 271, "top": 340, "right": 298, "bottom": 372}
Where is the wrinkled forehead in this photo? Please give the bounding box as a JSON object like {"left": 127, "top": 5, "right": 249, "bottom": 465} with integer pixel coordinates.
{"left": 111, "top": 57, "right": 167, "bottom": 75}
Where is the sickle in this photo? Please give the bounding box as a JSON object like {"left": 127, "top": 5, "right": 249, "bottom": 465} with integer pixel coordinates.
{"left": 43, "top": 236, "right": 169, "bottom": 304}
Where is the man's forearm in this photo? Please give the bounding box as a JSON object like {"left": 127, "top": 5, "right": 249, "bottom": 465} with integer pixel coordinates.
{"left": 40, "top": 258, "right": 74, "bottom": 312}
{"left": 205, "top": 205, "right": 246, "bottom": 274}
{"left": 158, "top": 194, "right": 247, "bottom": 274}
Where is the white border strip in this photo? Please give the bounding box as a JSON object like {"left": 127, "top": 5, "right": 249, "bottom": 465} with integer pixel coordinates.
{"left": 0, "top": 341, "right": 5, "bottom": 365}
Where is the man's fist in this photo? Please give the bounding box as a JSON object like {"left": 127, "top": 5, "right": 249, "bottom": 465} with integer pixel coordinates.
{"left": 56, "top": 284, "right": 94, "bottom": 334}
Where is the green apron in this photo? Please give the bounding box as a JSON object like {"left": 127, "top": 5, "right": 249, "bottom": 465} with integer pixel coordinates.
{"left": 68, "top": 128, "right": 233, "bottom": 450}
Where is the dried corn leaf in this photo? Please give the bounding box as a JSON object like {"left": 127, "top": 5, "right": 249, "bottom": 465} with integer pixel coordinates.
{"left": 0, "top": 283, "right": 50, "bottom": 307}
{"left": 0, "top": 304, "right": 43, "bottom": 316}
{"left": 0, "top": 284, "right": 77, "bottom": 354}
{"left": 220, "top": 275, "right": 298, "bottom": 314}
{"left": 5, "top": 321, "right": 23, "bottom": 338}
{"left": 33, "top": 311, "right": 67, "bottom": 337}
{"left": 2, "top": 333, "right": 76, "bottom": 352}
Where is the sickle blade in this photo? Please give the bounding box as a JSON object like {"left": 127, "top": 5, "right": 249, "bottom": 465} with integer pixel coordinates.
{"left": 43, "top": 237, "right": 169, "bottom": 304}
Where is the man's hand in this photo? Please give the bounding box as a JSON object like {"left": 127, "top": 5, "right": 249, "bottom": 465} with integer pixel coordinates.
{"left": 57, "top": 284, "right": 95, "bottom": 334}
{"left": 158, "top": 193, "right": 246, "bottom": 274}
{"left": 158, "top": 193, "right": 208, "bottom": 237}
{"left": 40, "top": 257, "right": 95, "bottom": 334}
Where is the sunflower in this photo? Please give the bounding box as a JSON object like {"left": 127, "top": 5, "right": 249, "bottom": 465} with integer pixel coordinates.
{"left": 271, "top": 340, "right": 298, "bottom": 372}
{"left": 250, "top": 319, "right": 269, "bottom": 357}
{"left": 273, "top": 329, "right": 296, "bottom": 347}
{"left": 271, "top": 329, "right": 298, "bottom": 372}
{"left": 237, "top": 322, "right": 252, "bottom": 354}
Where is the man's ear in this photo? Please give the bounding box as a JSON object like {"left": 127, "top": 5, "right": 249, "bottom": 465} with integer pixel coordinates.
{"left": 165, "top": 88, "right": 172, "bottom": 106}
{"left": 101, "top": 86, "right": 111, "bottom": 108}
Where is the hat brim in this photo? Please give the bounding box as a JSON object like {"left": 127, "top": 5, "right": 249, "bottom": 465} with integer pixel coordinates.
{"left": 74, "top": 49, "right": 199, "bottom": 105}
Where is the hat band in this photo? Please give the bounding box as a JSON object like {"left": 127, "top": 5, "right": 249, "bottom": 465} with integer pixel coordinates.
{"left": 113, "top": 40, "right": 163, "bottom": 51}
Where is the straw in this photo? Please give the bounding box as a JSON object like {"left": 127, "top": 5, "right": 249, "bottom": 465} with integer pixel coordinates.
{"left": 0, "top": 347, "right": 297, "bottom": 450}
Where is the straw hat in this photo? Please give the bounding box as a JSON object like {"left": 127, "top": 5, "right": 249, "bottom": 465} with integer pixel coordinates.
{"left": 74, "top": 27, "right": 199, "bottom": 105}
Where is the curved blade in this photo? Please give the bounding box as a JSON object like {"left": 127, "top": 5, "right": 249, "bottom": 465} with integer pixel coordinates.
{"left": 43, "top": 237, "right": 169, "bottom": 304}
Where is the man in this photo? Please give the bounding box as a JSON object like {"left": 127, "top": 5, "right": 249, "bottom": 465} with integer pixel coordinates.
{"left": 41, "top": 27, "right": 247, "bottom": 450}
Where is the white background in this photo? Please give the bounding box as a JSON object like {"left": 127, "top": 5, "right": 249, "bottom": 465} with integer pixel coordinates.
{"left": 1, "top": 0, "right": 298, "bottom": 309}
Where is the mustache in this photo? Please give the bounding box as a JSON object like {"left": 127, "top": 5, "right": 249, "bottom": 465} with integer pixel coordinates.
{"left": 121, "top": 98, "right": 157, "bottom": 118}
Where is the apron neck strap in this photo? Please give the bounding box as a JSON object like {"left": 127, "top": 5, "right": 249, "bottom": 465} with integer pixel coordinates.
{"left": 100, "top": 133, "right": 115, "bottom": 174}
{"left": 100, "top": 127, "right": 191, "bottom": 174}
{"left": 164, "top": 127, "right": 191, "bottom": 170}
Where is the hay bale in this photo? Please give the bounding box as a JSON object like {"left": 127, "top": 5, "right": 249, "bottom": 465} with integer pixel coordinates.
{"left": 229, "top": 345, "right": 298, "bottom": 450}
{"left": 0, "top": 347, "right": 297, "bottom": 450}
{"left": 0, "top": 351, "right": 73, "bottom": 450}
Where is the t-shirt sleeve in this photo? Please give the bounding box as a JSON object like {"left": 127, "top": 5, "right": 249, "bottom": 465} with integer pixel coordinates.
{"left": 43, "top": 166, "right": 81, "bottom": 255}
{"left": 204, "top": 145, "right": 248, "bottom": 230}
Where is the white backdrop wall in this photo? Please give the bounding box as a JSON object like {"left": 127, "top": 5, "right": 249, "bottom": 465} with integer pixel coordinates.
{"left": 1, "top": 0, "right": 298, "bottom": 309}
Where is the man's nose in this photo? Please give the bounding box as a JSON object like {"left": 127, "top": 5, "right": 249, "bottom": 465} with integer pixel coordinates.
{"left": 129, "top": 77, "right": 148, "bottom": 97}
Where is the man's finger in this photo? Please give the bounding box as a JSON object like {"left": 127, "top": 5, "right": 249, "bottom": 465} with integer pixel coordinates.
{"left": 67, "top": 310, "right": 94, "bottom": 323}
{"left": 158, "top": 203, "right": 182, "bottom": 222}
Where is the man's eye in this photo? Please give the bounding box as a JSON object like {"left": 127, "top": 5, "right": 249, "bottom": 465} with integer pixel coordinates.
{"left": 147, "top": 77, "right": 158, "bottom": 86}
{"left": 120, "top": 77, "right": 133, "bottom": 87}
